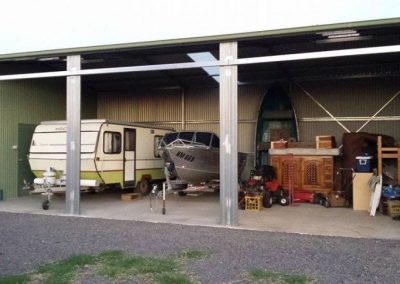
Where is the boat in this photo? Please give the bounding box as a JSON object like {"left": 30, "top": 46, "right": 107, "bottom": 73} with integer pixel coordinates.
{"left": 158, "top": 131, "right": 247, "bottom": 187}
{"left": 256, "top": 84, "right": 299, "bottom": 166}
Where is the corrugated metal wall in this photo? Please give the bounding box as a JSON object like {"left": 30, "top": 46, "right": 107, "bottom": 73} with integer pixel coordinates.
{"left": 97, "top": 86, "right": 264, "bottom": 153}
{"left": 289, "top": 77, "right": 400, "bottom": 144}
{"left": 97, "top": 89, "right": 182, "bottom": 124}
{"left": 97, "top": 77, "right": 400, "bottom": 158}
{"left": 0, "top": 79, "right": 97, "bottom": 199}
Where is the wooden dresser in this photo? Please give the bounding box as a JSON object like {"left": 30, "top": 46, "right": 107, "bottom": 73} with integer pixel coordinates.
{"left": 269, "top": 148, "right": 340, "bottom": 194}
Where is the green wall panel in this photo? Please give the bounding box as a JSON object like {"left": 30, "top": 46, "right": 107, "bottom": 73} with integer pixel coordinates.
{"left": 0, "top": 79, "right": 97, "bottom": 199}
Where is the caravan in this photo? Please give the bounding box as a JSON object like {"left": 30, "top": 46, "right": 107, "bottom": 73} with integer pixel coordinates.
{"left": 29, "top": 120, "right": 172, "bottom": 195}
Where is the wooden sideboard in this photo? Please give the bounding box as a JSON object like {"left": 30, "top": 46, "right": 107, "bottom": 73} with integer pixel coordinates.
{"left": 269, "top": 148, "right": 340, "bottom": 194}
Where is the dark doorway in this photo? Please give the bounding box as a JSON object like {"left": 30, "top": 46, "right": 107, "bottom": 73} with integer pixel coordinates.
{"left": 17, "top": 123, "right": 36, "bottom": 196}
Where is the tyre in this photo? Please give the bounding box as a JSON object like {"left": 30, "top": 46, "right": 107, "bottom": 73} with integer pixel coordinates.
{"left": 279, "top": 196, "right": 289, "bottom": 206}
{"left": 136, "top": 179, "right": 151, "bottom": 195}
{"left": 88, "top": 187, "right": 97, "bottom": 194}
{"left": 263, "top": 192, "right": 273, "bottom": 208}
{"left": 239, "top": 199, "right": 246, "bottom": 210}
{"left": 42, "top": 200, "right": 50, "bottom": 210}
{"left": 277, "top": 186, "right": 285, "bottom": 197}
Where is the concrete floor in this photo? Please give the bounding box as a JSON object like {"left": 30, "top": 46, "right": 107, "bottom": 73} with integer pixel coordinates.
{"left": 0, "top": 190, "right": 399, "bottom": 240}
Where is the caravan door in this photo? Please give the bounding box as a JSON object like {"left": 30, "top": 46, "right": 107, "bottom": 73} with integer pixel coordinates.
{"left": 123, "top": 128, "right": 136, "bottom": 187}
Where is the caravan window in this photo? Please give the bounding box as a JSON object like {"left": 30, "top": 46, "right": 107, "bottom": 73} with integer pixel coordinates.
{"left": 124, "top": 130, "right": 136, "bottom": 151}
{"left": 154, "top": 135, "right": 162, "bottom": 157}
{"left": 104, "top": 132, "right": 121, "bottom": 154}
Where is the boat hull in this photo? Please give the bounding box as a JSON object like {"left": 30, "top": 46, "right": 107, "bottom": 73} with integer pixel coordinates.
{"left": 163, "top": 146, "right": 247, "bottom": 185}
{"left": 164, "top": 146, "right": 219, "bottom": 184}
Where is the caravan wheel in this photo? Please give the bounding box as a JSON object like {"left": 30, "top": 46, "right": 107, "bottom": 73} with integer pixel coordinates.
{"left": 42, "top": 200, "right": 50, "bottom": 210}
{"left": 137, "top": 179, "right": 151, "bottom": 195}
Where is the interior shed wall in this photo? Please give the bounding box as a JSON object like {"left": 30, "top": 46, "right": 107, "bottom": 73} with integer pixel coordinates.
{"left": 0, "top": 79, "right": 65, "bottom": 199}
{"left": 97, "top": 85, "right": 265, "bottom": 154}
{"left": 97, "top": 77, "right": 400, "bottom": 155}
{"left": 291, "top": 77, "right": 400, "bottom": 144}
{"left": 0, "top": 79, "right": 97, "bottom": 199}
{"left": 81, "top": 90, "right": 98, "bottom": 119}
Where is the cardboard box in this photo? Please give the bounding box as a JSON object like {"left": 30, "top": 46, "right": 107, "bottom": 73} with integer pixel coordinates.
{"left": 328, "top": 192, "right": 346, "bottom": 207}
{"left": 388, "top": 200, "right": 400, "bottom": 217}
{"left": 271, "top": 140, "right": 287, "bottom": 149}
{"left": 316, "top": 136, "right": 335, "bottom": 149}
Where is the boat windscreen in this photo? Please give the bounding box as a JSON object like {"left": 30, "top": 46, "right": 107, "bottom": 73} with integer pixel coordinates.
{"left": 178, "top": 132, "right": 194, "bottom": 141}
{"left": 194, "top": 132, "right": 212, "bottom": 146}
{"left": 161, "top": 132, "right": 179, "bottom": 146}
{"left": 211, "top": 135, "right": 220, "bottom": 148}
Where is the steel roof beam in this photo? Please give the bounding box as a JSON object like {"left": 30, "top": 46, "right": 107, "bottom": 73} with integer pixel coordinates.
{"left": 1, "top": 45, "right": 400, "bottom": 81}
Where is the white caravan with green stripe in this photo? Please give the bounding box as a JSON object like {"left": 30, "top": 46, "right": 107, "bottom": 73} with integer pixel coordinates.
{"left": 28, "top": 120, "right": 172, "bottom": 194}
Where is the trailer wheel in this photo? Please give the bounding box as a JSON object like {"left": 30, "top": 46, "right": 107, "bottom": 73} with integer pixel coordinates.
{"left": 137, "top": 179, "right": 151, "bottom": 195}
{"left": 42, "top": 200, "right": 50, "bottom": 210}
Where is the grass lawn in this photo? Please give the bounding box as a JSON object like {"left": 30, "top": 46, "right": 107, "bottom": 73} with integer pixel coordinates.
{"left": 248, "top": 269, "right": 316, "bottom": 284}
{"left": 0, "top": 249, "right": 315, "bottom": 284}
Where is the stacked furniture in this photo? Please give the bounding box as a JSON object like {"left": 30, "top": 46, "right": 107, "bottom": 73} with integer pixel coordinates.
{"left": 377, "top": 136, "right": 400, "bottom": 183}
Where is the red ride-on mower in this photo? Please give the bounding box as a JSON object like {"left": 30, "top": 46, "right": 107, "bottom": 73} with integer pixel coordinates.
{"left": 263, "top": 179, "right": 289, "bottom": 208}
{"left": 239, "top": 165, "right": 289, "bottom": 209}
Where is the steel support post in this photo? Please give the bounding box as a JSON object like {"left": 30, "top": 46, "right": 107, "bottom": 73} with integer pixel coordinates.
{"left": 219, "top": 42, "right": 238, "bottom": 226}
{"left": 66, "top": 55, "right": 81, "bottom": 215}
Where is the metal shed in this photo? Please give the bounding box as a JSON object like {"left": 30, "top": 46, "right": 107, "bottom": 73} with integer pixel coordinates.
{"left": 1, "top": 13, "right": 400, "bottom": 226}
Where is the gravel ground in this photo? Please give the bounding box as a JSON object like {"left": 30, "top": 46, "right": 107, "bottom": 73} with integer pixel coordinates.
{"left": 0, "top": 212, "right": 399, "bottom": 284}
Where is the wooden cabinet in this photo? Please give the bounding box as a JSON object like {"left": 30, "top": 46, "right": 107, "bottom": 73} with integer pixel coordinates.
{"left": 270, "top": 154, "right": 334, "bottom": 193}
